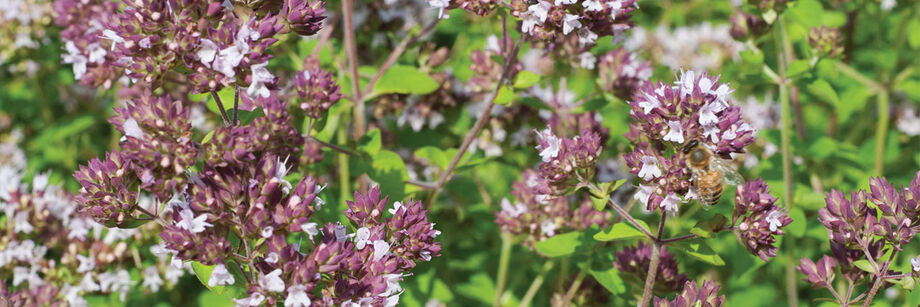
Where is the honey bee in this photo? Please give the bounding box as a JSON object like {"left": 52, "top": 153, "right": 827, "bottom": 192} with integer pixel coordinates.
{"left": 682, "top": 139, "right": 743, "bottom": 206}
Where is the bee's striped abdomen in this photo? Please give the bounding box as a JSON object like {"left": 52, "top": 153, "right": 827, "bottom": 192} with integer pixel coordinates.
{"left": 696, "top": 169, "right": 723, "bottom": 205}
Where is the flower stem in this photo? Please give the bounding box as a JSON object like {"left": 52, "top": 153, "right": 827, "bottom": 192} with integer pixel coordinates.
{"left": 562, "top": 259, "right": 589, "bottom": 306}
{"left": 639, "top": 242, "right": 661, "bottom": 306}
{"left": 338, "top": 119, "right": 351, "bottom": 212}
{"left": 494, "top": 232, "right": 512, "bottom": 307}
{"left": 775, "top": 16, "right": 799, "bottom": 307}
{"left": 863, "top": 250, "right": 897, "bottom": 306}
{"left": 210, "top": 90, "right": 231, "bottom": 125}
{"left": 425, "top": 13, "right": 520, "bottom": 206}
{"left": 873, "top": 91, "right": 889, "bottom": 176}
{"left": 518, "top": 261, "right": 554, "bottom": 307}
{"left": 342, "top": 0, "right": 364, "bottom": 141}
{"left": 232, "top": 85, "right": 239, "bottom": 124}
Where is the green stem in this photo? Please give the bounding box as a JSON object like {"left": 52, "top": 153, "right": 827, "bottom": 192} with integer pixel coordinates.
{"left": 338, "top": 119, "right": 350, "bottom": 214}
{"left": 494, "top": 232, "right": 513, "bottom": 307}
{"left": 873, "top": 91, "right": 889, "bottom": 176}
{"left": 639, "top": 242, "right": 661, "bottom": 306}
{"left": 518, "top": 261, "right": 554, "bottom": 307}
{"left": 775, "top": 16, "right": 799, "bottom": 307}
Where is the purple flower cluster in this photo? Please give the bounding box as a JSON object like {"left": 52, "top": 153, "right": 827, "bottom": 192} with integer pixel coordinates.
{"left": 797, "top": 172, "right": 920, "bottom": 299}
{"left": 613, "top": 243, "right": 687, "bottom": 293}
{"left": 1, "top": 147, "right": 180, "bottom": 305}
{"left": 108, "top": 94, "right": 199, "bottom": 199}
{"left": 514, "top": 0, "right": 637, "bottom": 48}
{"left": 494, "top": 170, "right": 611, "bottom": 248}
{"left": 597, "top": 47, "right": 653, "bottom": 100}
{"left": 534, "top": 126, "right": 602, "bottom": 193}
{"left": 732, "top": 179, "right": 791, "bottom": 260}
{"left": 53, "top": 0, "right": 327, "bottom": 94}
{"left": 293, "top": 59, "right": 343, "bottom": 119}
{"left": 822, "top": 174, "right": 920, "bottom": 250}
{"left": 71, "top": 86, "right": 441, "bottom": 304}
{"left": 653, "top": 280, "right": 725, "bottom": 307}
{"left": 624, "top": 70, "right": 755, "bottom": 213}
{"left": 797, "top": 255, "right": 836, "bottom": 289}
{"left": 225, "top": 186, "right": 440, "bottom": 306}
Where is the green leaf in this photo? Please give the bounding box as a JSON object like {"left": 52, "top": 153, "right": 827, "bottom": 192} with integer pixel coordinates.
{"left": 535, "top": 231, "right": 584, "bottom": 257}
{"left": 740, "top": 50, "right": 764, "bottom": 67}
{"left": 589, "top": 181, "right": 613, "bottom": 210}
{"left": 689, "top": 214, "right": 728, "bottom": 239}
{"left": 495, "top": 86, "right": 514, "bottom": 105}
{"left": 806, "top": 79, "right": 840, "bottom": 105}
{"left": 895, "top": 276, "right": 916, "bottom": 290}
{"left": 513, "top": 71, "right": 541, "bottom": 89}
{"left": 908, "top": 18, "right": 920, "bottom": 49}
{"left": 588, "top": 266, "right": 626, "bottom": 294}
{"left": 807, "top": 137, "right": 838, "bottom": 159}
{"left": 787, "top": 207, "right": 807, "bottom": 237}
{"left": 671, "top": 241, "right": 725, "bottom": 266}
{"left": 235, "top": 107, "right": 263, "bottom": 125}
{"left": 786, "top": 60, "right": 810, "bottom": 78}
{"left": 594, "top": 223, "right": 646, "bottom": 242}
{"left": 414, "top": 146, "right": 450, "bottom": 169}
{"left": 368, "top": 150, "right": 409, "bottom": 200}
{"left": 373, "top": 65, "right": 439, "bottom": 95}
{"left": 852, "top": 259, "right": 876, "bottom": 274}
{"left": 201, "top": 130, "right": 216, "bottom": 144}
{"left": 357, "top": 128, "right": 382, "bottom": 156}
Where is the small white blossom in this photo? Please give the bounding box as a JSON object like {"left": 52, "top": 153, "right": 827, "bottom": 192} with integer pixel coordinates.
{"left": 123, "top": 118, "right": 145, "bottom": 139}
{"left": 372, "top": 240, "right": 390, "bottom": 262}
{"left": 301, "top": 222, "right": 319, "bottom": 240}
{"left": 661, "top": 193, "right": 680, "bottom": 215}
{"left": 265, "top": 252, "right": 280, "bottom": 264}
{"left": 198, "top": 39, "right": 219, "bottom": 67}
{"left": 209, "top": 263, "right": 235, "bottom": 287}
{"left": 577, "top": 28, "right": 598, "bottom": 47}
{"left": 175, "top": 208, "right": 213, "bottom": 233}
{"left": 388, "top": 201, "right": 404, "bottom": 215}
{"left": 234, "top": 292, "right": 266, "bottom": 306}
{"left": 535, "top": 128, "right": 562, "bottom": 162}
{"left": 100, "top": 29, "right": 125, "bottom": 50}
{"left": 500, "top": 198, "right": 527, "bottom": 217}
{"left": 582, "top": 0, "right": 604, "bottom": 11}
{"left": 634, "top": 184, "right": 656, "bottom": 207}
{"left": 285, "top": 285, "right": 312, "bottom": 307}
{"left": 698, "top": 101, "right": 725, "bottom": 126}
{"left": 80, "top": 274, "right": 100, "bottom": 292}
{"left": 259, "top": 269, "right": 285, "bottom": 293}
{"left": 62, "top": 41, "right": 88, "bottom": 80}
{"left": 912, "top": 256, "right": 920, "bottom": 272}
{"left": 638, "top": 156, "right": 662, "bottom": 180}
{"left": 428, "top": 0, "right": 450, "bottom": 19}
{"left": 247, "top": 62, "right": 275, "bottom": 98}
{"left": 662, "top": 120, "right": 684, "bottom": 143}
{"left": 765, "top": 209, "right": 784, "bottom": 232}
{"left": 578, "top": 52, "right": 596, "bottom": 69}
{"left": 76, "top": 253, "right": 95, "bottom": 273}
{"left": 355, "top": 227, "right": 371, "bottom": 250}
{"left": 638, "top": 92, "right": 660, "bottom": 114}
{"left": 540, "top": 219, "right": 557, "bottom": 237}
{"left": 143, "top": 266, "right": 164, "bottom": 292}
{"left": 562, "top": 14, "right": 582, "bottom": 35}
{"left": 13, "top": 211, "right": 34, "bottom": 234}
{"left": 676, "top": 69, "right": 696, "bottom": 98}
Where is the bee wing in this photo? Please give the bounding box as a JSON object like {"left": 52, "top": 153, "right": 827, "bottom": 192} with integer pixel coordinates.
{"left": 713, "top": 158, "right": 744, "bottom": 186}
